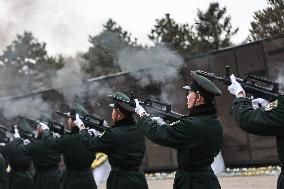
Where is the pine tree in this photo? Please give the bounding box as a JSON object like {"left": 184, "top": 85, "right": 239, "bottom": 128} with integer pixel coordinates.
{"left": 149, "top": 13, "right": 197, "bottom": 57}
{"left": 249, "top": 0, "right": 284, "bottom": 41}
{"left": 82, "top": 19, "right": 139, "bottom": 77}
{"left": 0, "top": 31, "right": 64, "bottom": 96}
{"left": 194, "top": 2, "right": 238, "bottom": 52}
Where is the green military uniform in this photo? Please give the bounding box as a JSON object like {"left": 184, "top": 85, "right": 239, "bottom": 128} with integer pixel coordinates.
{"left": 136, "top": 72, "right": 223, "bottom": 189}
{"left": 2, "top": 139, "right": 33, "bottom": 189}
{"left": 79, "top": 92, "right": 148, "bottom": 189}
{"left": 0, "top": 146, "right": 9, "bottom": 189}
{"left": 41, "top": 128, "right": 97, "bottom": 189}
{"left": 230, "top": 95, "right": 284, "bottom": 189}
{"left": 13, "top": 134, "right": 61, "bottom": 189}
{"left": 0, "top": 153, "right": 6, "bottom": 189}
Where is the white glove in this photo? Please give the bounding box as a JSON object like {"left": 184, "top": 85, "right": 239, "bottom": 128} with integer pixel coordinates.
{"left": 252, "top": 98, "right": 269, "bottom": 109}
{"left": 103, "top": 120, "right": 109, "bottom": 127}
{"left": 74, "top": 114, "right": 84, "bottom": 128}
{"left": 38, "top": 122, "right": 49, "bottom": 130}
{"left": 52, "top": 133, "right": 61, "bottom": 138}
{"left": 88, "top": 129, "right": 101, "bottom": 137}
{"left": 134, "top": 99, "right": 147, "bottom": 116}
{"left": 23, "top": 139, "right": 31, "bottom": 145}
{"left": 13, "top": 127, "right": 21, "bottom": 138}
{"left": 228, "top": 74, "right": 245, "bottom": 97}
{"left": 151, "top": 117, "right": 166, "bottom": 125}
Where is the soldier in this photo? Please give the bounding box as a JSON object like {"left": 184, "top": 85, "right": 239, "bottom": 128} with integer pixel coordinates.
{"left": 0, "top": 129, "right": 9, "bottom": 189}
{"left": 39, "top": 116, "right": 97, "bottom": 189}
{"left": 134, "top": 71, "right": 223, "bottom": 189}
{"left": 0, "top": 153, "right": 6, "bottom": 189}
{"left": 75, "top": 92, "right": 149, "bottom": 189}
{"left": 1, "top": 129, "right": 34, "bottom": 189}
{"left": 13, "top": 124, "right": 61, "bottom": 189}
{"left": 227, "top": 74, "right": 284, "bottom": 189}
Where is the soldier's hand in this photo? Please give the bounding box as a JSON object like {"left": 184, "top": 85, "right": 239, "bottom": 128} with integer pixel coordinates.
{"left": 103, "top": 120, "right": 108, "bottom": 127}
{"left": 252, "top": 98, "right": 269, "bottom": 109}
{"left": 151, "top": 117, "right": 166, "bottom": 125}
{"left": 38, "top": 122, "right": 49, "bottom": 131}
{"left": 23, "top": 139, "right": 31, "bottom": 145}
{"left": 13, "top": 126, "right": 21, "bottom": 139}
{"left": 228, "top": 74, "right": 245, "bottom": 97}
{"left": 88, "top": 129, "right": 101, "bottom": 137}
{"left": 74, "top": 114, "right": 85, "bottom": 129}
{"left": 134, "top": 99, "right": 148, "bottom": 117}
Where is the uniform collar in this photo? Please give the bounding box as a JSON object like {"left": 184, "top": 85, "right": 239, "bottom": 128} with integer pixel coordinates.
{"left": 114, "top": 117, "right": 136, "bottom": 127}
{"left": 188, "top": 103, "right": 217, "bottom": 117}
{"left": 71, "top": 127, "right": 79, "bottom": 134}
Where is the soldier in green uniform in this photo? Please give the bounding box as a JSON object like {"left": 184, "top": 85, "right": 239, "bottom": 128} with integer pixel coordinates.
{"left": 39, "top": 117, "right": 97, "bottom": 189}
{"left": 2, "top": 130, "right": 34, "bottom": 189}
{"left": 134, "top": 71, "right": 223, "bottom": 189}
{"left": 0, "top": 153, "right": 6, "bottom": 189}
{"left": 227, "top": 74, "right": 284, "bottom": 189}
{"left": 0, "top": 139, "right": 9, "bottom": 189}
{"left": 0, "top": 129, "right": 9, "bottom": 189}
{"left": 13, "top": 125, "right": 61, "bottom": 189}
{"left": 75, "top": 92, "right": 148, "bottom": 189}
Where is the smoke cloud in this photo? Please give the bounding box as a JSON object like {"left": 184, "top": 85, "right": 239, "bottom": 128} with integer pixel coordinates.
{"left": 50, "top": 56, "right": 87, "bottom": 104}
{"left": 0, "top": 97, "right": 51, "bottom": 120}
{"left": 117, "top": 45, "right": 184, "bottom": 103}
{"left": 0, "top": 0, "right": 41, "bottom": 51}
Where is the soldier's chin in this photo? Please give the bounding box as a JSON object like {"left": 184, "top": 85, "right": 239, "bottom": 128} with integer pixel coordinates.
{"left": 187, "top": 103, "right": 193, "bottom": 109}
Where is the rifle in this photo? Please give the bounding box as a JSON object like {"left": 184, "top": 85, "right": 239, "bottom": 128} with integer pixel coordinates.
{"left": 12, "top": 125, "right": 35, "bottom": 140}
{"left": 108, "top": 93, "right": 184, "bottom": 122}
{"left": 39, "top": 121, "right": 70, "bottom": 135}
{"left": 195, "top": 66, "right": 281, "bottom": 101}
{"left": 0, "top": 123, "right": 34, "bottom": 141}
{"left": 22, "top": 117, "right": 70, "bottom": 135}
{"left": 56, "top": 110, "right": 107, "bottom": 132}
{"left": 0, "top": 125, "right": 10, "bottom": 143}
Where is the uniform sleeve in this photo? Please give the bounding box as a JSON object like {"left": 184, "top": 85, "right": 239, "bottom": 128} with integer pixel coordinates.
{"left": 79, "top": 129, "right": 114, "bottom": 153}
{"left": 230, "top": 96, "right": 284, "bottom": 136}
{"left": 137, "top": 116, "right": 198, "bottom": 148}
{"left": 0, "top": 153, "right": 5, "bottom": 181}
{"left": 41, "top": 130, "right": 63, "bottom": 152}
{"left": 12, "top": 138, "right": 36, "bottom": 157}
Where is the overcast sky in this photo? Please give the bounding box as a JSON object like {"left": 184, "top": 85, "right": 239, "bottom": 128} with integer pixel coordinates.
{"left": 0, "top": 0, "right": 268, "bottom": 56}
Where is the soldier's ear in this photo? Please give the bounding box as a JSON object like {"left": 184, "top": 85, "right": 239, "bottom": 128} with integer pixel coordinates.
{"left": 196, "top": 93, "right": 201, "bottom": 101}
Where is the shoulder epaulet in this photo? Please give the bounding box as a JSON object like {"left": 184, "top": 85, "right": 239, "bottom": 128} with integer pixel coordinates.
{"left": 91, "top": 153, "right": 108, "bottom": 169}
{"left": 265, "top": 99, "right": 279, "bottom": 111}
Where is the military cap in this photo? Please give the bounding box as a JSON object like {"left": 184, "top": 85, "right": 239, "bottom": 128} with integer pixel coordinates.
{"left": 74, "top": 104, "right": 89, "bottom": 116}
{"left": 183, "top": 71, "right": 222, "bottom": 101}
{"left": 18, "top": 118, "right": 34, "bottom": 133}
{"left": 109, "top": 92, "right": 134, "bottom": 116}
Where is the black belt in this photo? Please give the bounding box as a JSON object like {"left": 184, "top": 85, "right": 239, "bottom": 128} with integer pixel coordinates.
{"left": 111, "top": 166, "right": 140, "bottom": 171}
{"left": 179, "top": 166, "right": 211, "bottom": 172}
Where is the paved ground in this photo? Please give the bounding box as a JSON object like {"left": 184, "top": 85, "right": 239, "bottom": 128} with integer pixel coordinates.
{"left": 97, "top": 175, "right": 278, "bottom": 189}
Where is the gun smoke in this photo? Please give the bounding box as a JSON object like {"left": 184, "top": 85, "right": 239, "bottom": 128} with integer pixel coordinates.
{"left": 0, "top": 97, "right": 50, "bottom": 120}
{"left": 117, "top": 45, "right": 184, "bottom": 103}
